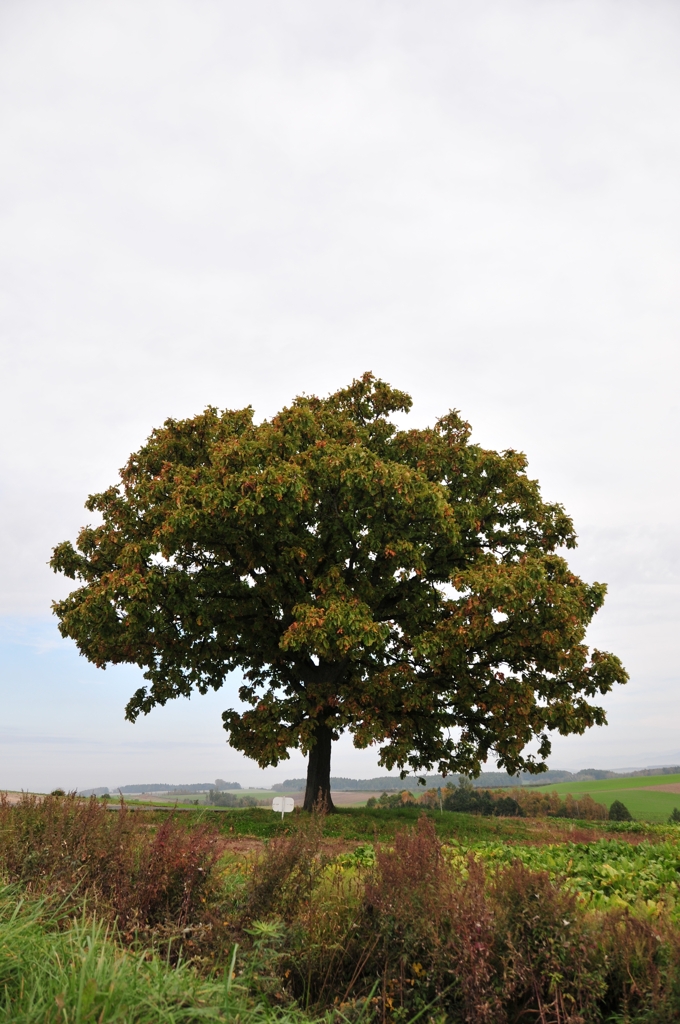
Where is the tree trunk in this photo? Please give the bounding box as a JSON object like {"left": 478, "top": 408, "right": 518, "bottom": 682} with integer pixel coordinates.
{"left": 303, "top": 722, "right": 336, "bottom": 813}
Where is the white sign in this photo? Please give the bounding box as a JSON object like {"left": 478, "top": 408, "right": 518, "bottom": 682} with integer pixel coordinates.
{"left": 272, "top": 796, "right": 295, "bottom": 818}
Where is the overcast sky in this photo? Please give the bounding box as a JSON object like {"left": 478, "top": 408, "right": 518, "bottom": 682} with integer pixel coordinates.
{"left": 1, "top": 0, "right": 679, "bottom": 792}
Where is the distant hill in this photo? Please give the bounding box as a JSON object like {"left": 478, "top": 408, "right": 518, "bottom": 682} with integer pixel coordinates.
{"left": 272, "top": 774, "right": 523, "bottom": 792}
{"left": 273, "top": 766, "right": 680, "bottom": 792}
{"left": 82, "top": 766, "right": 680, "bottom": 799}
{"left": 624, "top": 766, "right": 680, "bottom": 778}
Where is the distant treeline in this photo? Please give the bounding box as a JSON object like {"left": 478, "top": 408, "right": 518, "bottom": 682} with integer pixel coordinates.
{"left": 368, "top": 783, "right": 633, "bottom": 821}
{"left": 272, "top": 766, "right": 680, "bottom": 792}
{"left": 113, "top": 780, "right": 242, "bottom": 794}
{"left": 207, "top": 790, "right": 261, "bottom": 807}
{"left": 83, "top": 766, "right": 680, "bottom": 798}
{"left": 272, "top": 774, "right": 524, "bottom": 792}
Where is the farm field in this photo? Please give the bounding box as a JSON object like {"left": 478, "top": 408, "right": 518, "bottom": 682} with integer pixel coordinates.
{"left": 532, "top": 771, "right": 680, "bottom": 822}
{"left": 220, "top": 802, "right": 680, "bottom": 842}
{"left": 122, "top": 789, "right": 378, "bottom": 809}
{"left": 122, "top": 788, "right": 280, "bottom": 809}
{"left": 95, "top": 774, "right": 680, "bottom": 820}
{"left": 107, "top": 801, "right": 680, "bottom": 842}
{"left": 5, "top": 793, "right": 680, "bottom": 1020}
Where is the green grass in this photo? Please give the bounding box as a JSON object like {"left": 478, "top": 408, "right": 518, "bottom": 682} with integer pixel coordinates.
{"left": 133, "top": 804, "right": 679, "bottom": 843}
{"left": 0, "top": 885, "right": 316, "bottom": 1024}
{"left": 193, "top": 805, "right": 545, "bottom": 842}
{"left": 539, "top": 772, "right": 680, "bottom": 794}
{"left": 533, "top": 772, "right": 680, "bottom": 823}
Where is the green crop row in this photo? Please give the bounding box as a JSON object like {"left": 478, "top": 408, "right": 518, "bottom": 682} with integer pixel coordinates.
{"left": 335, "top": 835, "right": 680, "bottom": 915}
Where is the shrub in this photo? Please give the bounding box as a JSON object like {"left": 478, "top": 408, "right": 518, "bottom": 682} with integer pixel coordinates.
{"left": 362, "top": 815, "right": 457, "bottom": 1014}
{"left": 208, "top": 789, "right": 258, "bottom": 807}
{"left": 491, "top": 860, "right": 607, "bottom": 1022}
{"left": 253, "top": 815, "right": 680, "bottom": 1021}
{"left": 366, "top": 814, "right": 448, "bottom": 928}
{"left": 415, "top": 787, "right": 441, "bottom": 809}
{"left": 365, "top": 790, "right": 416, "bottom": 809}
{"left": 268, "top": 814, "right": 456, "bottom": 1014}
{"left": 444, "top": 854, "right": 501, "bottom": 1023}
{"left": 242, "top": 812, "right": 324, "bottom": 924}
{"left": 0, "top": 883, "right": 300, "bottom": 1024}
{"left": 596, "top": 909, "right": 672, "bottom": 1020}
{"left": 8, "top": 797, "right": 680, "bottom": 1022}
{"left": 444, "top": 785, "right": 610, "bottom": 821}
{"left": 609, "top": 799, "right": 633, "bottom": 821}
{"left": 493, "top": 795, "right": 523, "bottom": 817}
{"left": 442, "top": 781, "right": 523, "bottom": 816}
{"left": 0, "top": 793, "right": 222, "bottom": 930}
{"left": 276, "top": 849, "right": 366, "bottom": 1008}
{"left": 509, "top": 787, "right": 564, "bottom": 817}
{"left": 443, "top": 781, "right": 492, "bottom": 813}
{"left": 550, "top": 792, "right": 609, "bottom": 821}
{"left": 669, "top": 807, "right": 680, "bottom": 824}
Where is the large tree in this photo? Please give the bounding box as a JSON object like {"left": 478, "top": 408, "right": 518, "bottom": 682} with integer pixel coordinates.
{"left": 51, "top": 374, "right": 627, "bottom": 811}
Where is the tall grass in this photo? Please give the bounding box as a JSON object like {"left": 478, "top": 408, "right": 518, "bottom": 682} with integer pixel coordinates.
{"left": 0, "top": 884, "right": 315, "bottom": 1024}
{"left": 244, "top": 816, "right": 680, "bottom": 1022}
{"left": 0, "top": 793, "right": 222, "bottom": 932}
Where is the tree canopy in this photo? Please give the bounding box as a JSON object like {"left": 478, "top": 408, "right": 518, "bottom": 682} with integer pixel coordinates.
{"left": 51, "top": 374, "right": 627, "bottom": 810}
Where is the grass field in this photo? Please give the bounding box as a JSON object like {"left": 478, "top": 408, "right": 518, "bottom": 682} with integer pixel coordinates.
{"left": 533, "top": 772, "right": 680, "bottom": 822}
{"left": 132, "top": 803, "right": 680, "bottom": 843}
